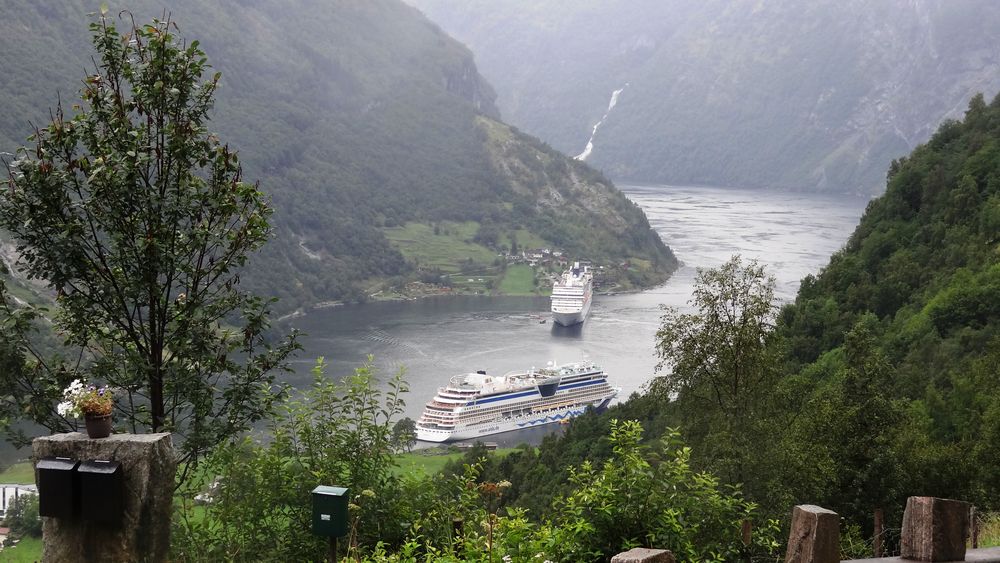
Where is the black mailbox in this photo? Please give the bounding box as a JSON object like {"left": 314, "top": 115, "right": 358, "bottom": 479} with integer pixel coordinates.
{"left": 36, "top": 456, "right": 79, "bottom": 518}
{"left": 78, "top": 460, "right": 123, "bottom": 524}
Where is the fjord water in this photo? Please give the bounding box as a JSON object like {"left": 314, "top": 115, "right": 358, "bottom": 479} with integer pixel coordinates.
{"left": 285, "top": 184, "right": 869, "bottom": 440}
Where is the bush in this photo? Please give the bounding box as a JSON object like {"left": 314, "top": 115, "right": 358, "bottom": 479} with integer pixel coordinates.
{"left": 3, "top": 493, "right": 41, "bottom": 539}
{"left": 172, "top": 357, "right": 411, "bottom": 561}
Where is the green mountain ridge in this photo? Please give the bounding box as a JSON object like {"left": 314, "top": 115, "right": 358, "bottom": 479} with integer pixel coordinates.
{"left": 0, "top": 0, "right": 675, "bottom": 312}
{"left": 462, "top": 93, "right": 1000, "bottom": 532}
{"left": 408, "top": 0, "right": 1000, "bottom": 195}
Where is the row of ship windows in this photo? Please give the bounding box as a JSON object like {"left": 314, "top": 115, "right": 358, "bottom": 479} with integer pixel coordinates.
{"left": 426, "top": 388, "right": 608, "bottom": 417}
{"left": 437, "top": 374, "right": 600, "bottom": 400}
{"left": 421, "top": 389, "right": 609, "bottom": 422}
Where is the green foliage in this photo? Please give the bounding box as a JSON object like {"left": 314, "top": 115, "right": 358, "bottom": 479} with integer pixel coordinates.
{"left": 355, "top": 420, "right": 778, "bottom": 563}
{"left": 981, "top": 512, "right": 1000, "bottom": 548}
{"left": 3, "top": 493, "right": 41, "bottom": 539}
{"left": 543, "top": 421, "right": 778, "bottom": 562}
{"left": 0, "top": 14, "right": 299, "bottom": 465}
{"left": 392, "top": 417, "right": 418, "bottom": 453}
{"left": 174, "top": 393, "right": 778, "bottom": 562}
{"left": 653, "top": 256, "right": 781, "bottom": 484}
{"left": 770, "top": 93, "right": 1000, "bottom": 519}
{"left": 172, "top": 357, "right": 411, "bottom": 561}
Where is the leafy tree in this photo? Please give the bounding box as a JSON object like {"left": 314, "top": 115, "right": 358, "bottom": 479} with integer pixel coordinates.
{"left": 391, "top": 417, "right": 417, "bottom": 453}
{"left": 652, "top": 255, "right": 780, "bottom": 483}
{"left": 3, "top": 493, "right": 41, "bottom": 539}
{"left": 0, "top": 13, "right": 297, "bottom": 469}
{"left": 826, "top": 316, "right": 904, "bottom": 524}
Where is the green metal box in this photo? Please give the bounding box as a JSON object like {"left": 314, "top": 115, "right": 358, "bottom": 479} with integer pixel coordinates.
{"left": 311, "top": 485, "right": 349, "bottom": 537}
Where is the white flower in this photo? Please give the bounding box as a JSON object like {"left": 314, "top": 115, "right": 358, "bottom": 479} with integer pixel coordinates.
{"left": 64, "top": 379, "right": 84, "bottom": 398}
{"left": 503, "top": 556, "right": 512, "bottom": 563}
{"left": 56, "top": 400, "right": 78, "bottom": 418}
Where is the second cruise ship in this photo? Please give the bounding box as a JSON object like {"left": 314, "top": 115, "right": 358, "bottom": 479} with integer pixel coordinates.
{"left": 415, "top": 361, "right": 618, "bottom": 442}
{"left": 551, "top": 262, "right": 593, "bottom": 326}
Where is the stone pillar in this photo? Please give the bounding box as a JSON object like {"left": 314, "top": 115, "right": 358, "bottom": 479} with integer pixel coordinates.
{"left": 33, "top": 432, "right": 175, "bottom": 563}
{"left": 900, "top": 496, "right": 970, "bottom": 561}
{"left": 611, "top": 547, "right": 676, "bottom": 563}
{"left": 785, "top": 505, "right": 839, "bottom": 563}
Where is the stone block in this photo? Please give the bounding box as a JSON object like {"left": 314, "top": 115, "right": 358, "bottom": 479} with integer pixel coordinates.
{"left": 785, "top": 504, "right": 840, "bottom": 563}
{"left": 33, "top": 432, "right": 175, "bottom": 563}
{"left": 900, "top": 496, "right": 970, "bottom": 561}
{"left": 611, "top": 547, "right": 676, "bottom": 563}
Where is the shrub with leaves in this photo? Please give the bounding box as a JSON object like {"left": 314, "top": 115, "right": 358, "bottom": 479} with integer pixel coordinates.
{"left": 353, "top": 420, "right": 779, "bottom": 563}
{"left": 172, "top": 357, "right": 410, "bottom": 561}
{"left": 539, "top": 420, "right": 779, "bottom": 562}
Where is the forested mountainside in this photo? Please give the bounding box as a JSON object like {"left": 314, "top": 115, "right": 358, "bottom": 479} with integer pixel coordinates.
{"left": 455, "top": 94, "right": 1000, "bottom": 534}
{"left": 409, "top": 0, "right": 1000, "bottom": 194}
{"left": 0, "top": 0, "right": 675, "bottom": 312}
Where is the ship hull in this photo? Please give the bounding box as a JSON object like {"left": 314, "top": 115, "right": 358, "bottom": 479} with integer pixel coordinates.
{"left": 552, "top": 295, "right": 592, "bottom": 326}
{"left": 416, "top": 394, "right": 614, "bottom": 443}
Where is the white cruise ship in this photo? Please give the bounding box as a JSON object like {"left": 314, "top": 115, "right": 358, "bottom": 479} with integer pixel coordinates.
{"left": 551, "top": 262, "right": 593, "bottom": 326}
{"left": 415, "top": 361, "right": 619, "bottom": 442}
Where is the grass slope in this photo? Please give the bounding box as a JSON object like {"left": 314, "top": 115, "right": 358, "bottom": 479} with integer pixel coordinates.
{"left": 383, "top": 222, "right": 496, "bottom": 272}
{"left": 0, "top": 462, "right": 33, "bottom": 485}
{"left": 0, "top": 536, "right": 42, "bottom": 562}
{"left": 497, "top": 264, "right": 538, "bottom": 295}
{"left": 393, "top": 448, "right": 517, "bottom": 477}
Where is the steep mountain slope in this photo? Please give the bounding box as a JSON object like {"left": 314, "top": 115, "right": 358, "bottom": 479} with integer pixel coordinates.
{"left": 409, "top": 0, "right": 1000, "bottom": 194}
{"left": 0, "top": 0, "right": 675, "bottom": 311}
{"left": 780, "top": 91, "right": 1000, "bottom": 410}
{"left": 462, "top": 93, "right": 1000, "bottom": 529}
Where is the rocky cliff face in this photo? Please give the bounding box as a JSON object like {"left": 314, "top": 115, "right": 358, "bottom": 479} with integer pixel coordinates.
{"left": 444, "top": 59, "right": 500, "bottom": 118}
{"left": 409, "top": 0, "right": 1000, "bottom": 194}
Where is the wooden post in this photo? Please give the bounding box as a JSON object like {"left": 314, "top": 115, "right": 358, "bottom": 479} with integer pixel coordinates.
{"left": 742, "top": 519, "right": 753, "bottom": 563}
{"left": 972, "top": 506, "right": 979, "bottom": 549}
{"left": 452, "top": 517, "right": 464, "bottom": 548}
{"left": 874, "top": 508, "right": 884, "bottom": 558}
{"left": 328, "top": 536, "right": 338, "bottom": 563}
{"left": 900, "top": 496, "right": 970, "bottom": 561}
{"left": 611, "top": 548, "right": 675, "bottom": 562}
{"left": 785, "top": 505, "right": 840, "bottom": 563}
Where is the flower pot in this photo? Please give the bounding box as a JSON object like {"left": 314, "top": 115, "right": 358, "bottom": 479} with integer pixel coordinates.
{"left": 84, "top": 413, "right": 113, "bottom": 439}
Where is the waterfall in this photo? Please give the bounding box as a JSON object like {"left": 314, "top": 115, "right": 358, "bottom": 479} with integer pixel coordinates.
{"left": 575, "top": 83, "right": 627, "bottom": 161}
